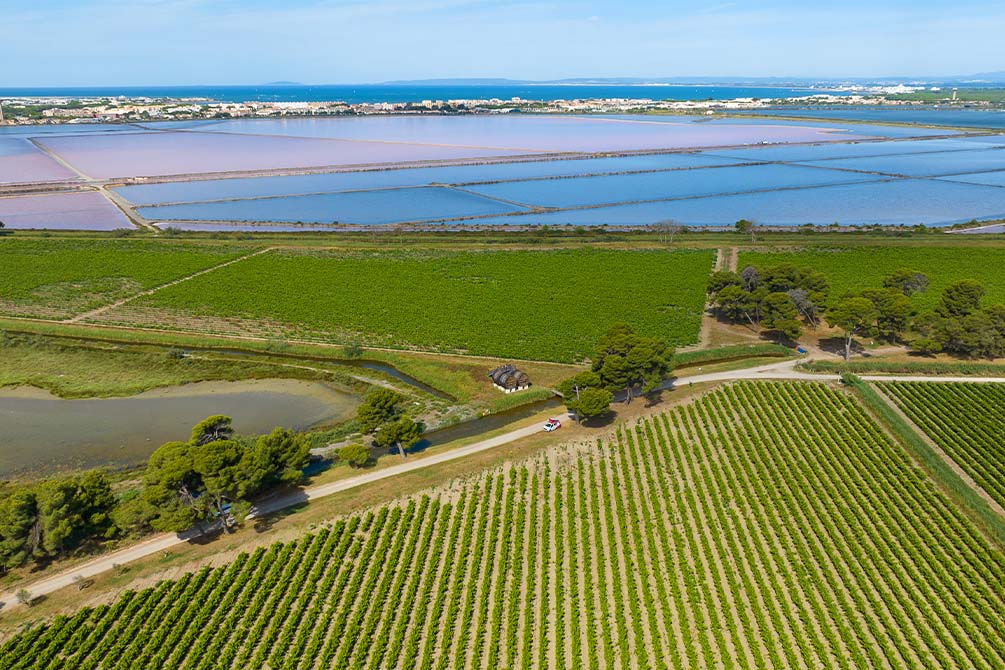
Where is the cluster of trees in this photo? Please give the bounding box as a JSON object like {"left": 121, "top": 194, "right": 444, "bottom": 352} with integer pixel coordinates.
{"left": 711, "top": 262, "right": 1005, "bottom": 361}
{"left": 912, "top": 280, "right": 1005, "bottom": 359}
{"left": 710, "top": 263, "right": 928, "bottom": 360}
{"left": 0, "top": 471, "right": 116, "bottom": 573}
{"left": 357, "top": 388, "right": 425, "bottom": 460}
{"left": 558, "top": 325, "right": 673, "bottom": 422}
{"left": 1, "top": 414, "right": 313, "bottom": 574}
{"left": 126, "top": 416, "right": 311, "bottom": 533}
{"left": 708, "top": 263, "right": 830, "bottom": 341}
{"left": 824, "top": 276, "right": 1005, "bottom": 361}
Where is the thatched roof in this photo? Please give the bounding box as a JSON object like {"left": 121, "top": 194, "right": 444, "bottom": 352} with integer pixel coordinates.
{"left": 488, "top": 364, "right": 530, "bottom": 389}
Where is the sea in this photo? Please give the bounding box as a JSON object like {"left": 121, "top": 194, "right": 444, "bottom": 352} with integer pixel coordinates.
{"left": 0, "top": 84, "right": 843, "bottom": 103}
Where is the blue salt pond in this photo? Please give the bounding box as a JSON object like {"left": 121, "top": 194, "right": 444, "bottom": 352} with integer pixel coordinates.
{"left": 706, "top": 138, "right": 989, "bottom": 163}
{"left": 114, "top": 153, "right": 742, "bottom": 206}
{"left": 140, "top": 186, "right": 524, "bottom": 224}
{"left": 798, "top": 149, "right": 1005, "bottom": 177}
{"left": 466, "top": 178, "right": 1005, "bottom": 227}
{"left": 463, "top": 163, "right": 868, "bottom": 209}
{"left": 961, "top": 135, "right": 1005, "bottom": 146}
{"left": 938, "top": 171, "right": 1005, "bottom": 187}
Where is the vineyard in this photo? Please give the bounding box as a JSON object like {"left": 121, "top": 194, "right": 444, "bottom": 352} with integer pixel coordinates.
{"left": 0, "top": 239, "right": 251, "bottom": 319}
{"left": 4, "top": 380, "right": 1004, "bottom": 669}
{"left": 96, "top": 248, "right": 713, "bottom": 362}
{"left": 738, "top": 247, "right": 1005, "bottom": 311}
{"left": 880, "top": 381, "right": 1005, "bottom": 509}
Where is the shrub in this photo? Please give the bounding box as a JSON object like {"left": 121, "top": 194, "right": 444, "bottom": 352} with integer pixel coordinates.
{"left": 337, "top": 443, "right": 371, "bottom": 468}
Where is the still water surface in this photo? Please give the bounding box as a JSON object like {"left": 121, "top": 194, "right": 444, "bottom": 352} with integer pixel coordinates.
{"left": 0, "top": 379, "right": 358, "bottom": 476}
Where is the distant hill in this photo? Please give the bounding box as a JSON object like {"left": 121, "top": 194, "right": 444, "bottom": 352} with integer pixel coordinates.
{"left": 380, "top": 78, "right": 535, "bottom": 86}
{"left": 379, "top": 75, "right": 1005, "bottom": 87}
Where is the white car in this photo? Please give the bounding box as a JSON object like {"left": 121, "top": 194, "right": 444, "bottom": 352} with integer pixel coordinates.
{"left": 543, "top": 418, "right": 562, "bottom": 432}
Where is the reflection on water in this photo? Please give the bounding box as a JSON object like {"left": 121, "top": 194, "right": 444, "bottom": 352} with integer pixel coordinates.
{"left": 0, "top": 379, "right": 359, "bottom": 476}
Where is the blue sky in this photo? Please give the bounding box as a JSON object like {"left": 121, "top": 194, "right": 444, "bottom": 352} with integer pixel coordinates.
{"left": 4, "top": 0, "right": 1004, "bottom": 86}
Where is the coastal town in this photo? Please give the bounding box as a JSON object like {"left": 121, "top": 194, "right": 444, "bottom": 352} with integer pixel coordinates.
{"left": 0, "top": 85, "right": 985, "bottom": 125}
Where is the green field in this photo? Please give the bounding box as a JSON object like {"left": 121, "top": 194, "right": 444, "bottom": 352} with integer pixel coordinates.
{"left": 738, "top": 247, "right": 1005, "bottom": 311}
{"left": 6, "top": 381, "right": 1004, "bottom": 669}
{"left": 880, "top": 381, "right": 1005, "bottom": 510}
{"left": 0, "top": 334, "right": 350, "bottom": 399}
{"left": 101, "top": 248, "right": 713, "bottom": 362}
{"left": 0, "top": 239, "right": 251, "bottom": 319}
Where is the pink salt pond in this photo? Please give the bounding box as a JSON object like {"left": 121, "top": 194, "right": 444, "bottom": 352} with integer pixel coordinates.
{"left": 0, "top": 138, "right": 79, "bottom": 183}
{"left": 0, "top": 191, "right": 133, "bottom": 230}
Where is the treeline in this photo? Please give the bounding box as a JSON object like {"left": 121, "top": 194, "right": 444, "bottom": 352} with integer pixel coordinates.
{"left": 0, "top": 416, "right": 310, "bottom": 574}
{"left": 708, "top": 263, "right": 1005, "bottom": 360}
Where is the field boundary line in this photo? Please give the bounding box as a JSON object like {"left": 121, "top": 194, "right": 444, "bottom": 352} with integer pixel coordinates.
{"left": 870, "top": 384, "right": 1005, "bottom": 520}
{"left": 65, "top": 247, "right": 275, "bottom": 324}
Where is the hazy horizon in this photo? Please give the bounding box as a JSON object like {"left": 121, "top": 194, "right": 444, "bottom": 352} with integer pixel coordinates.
{"left": 4, "top": 1, "right": 1005, "bottom": 87}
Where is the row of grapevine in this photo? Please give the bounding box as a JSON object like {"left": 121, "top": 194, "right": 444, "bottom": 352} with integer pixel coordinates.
{"left": 879, "top": 381, "right": 1005, "bottom": 509}
{"left": 3, "top": 380, "right": 1003, "bottom": 668}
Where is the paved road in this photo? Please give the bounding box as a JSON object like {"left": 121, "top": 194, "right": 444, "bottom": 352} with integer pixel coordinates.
{"left": 5, "top": 360, "right": 1005, "bottom": 610}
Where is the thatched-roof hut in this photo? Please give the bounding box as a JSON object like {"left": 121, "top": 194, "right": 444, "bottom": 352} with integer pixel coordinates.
{"left": 488, "top": 364, "right": 531, "bottom": 393}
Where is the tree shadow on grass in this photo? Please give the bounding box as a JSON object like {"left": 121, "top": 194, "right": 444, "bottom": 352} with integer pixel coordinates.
{"left": 580, "top": 411, "right": 618, "bottom": 429}
{"left": 818, "top": 336, "right": 863, "bottom": 358}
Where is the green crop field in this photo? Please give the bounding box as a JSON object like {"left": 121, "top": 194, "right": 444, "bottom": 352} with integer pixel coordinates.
{"left": 0, "top": 239, "right": 251, "bottom": 319}
{"left": 101, "top": 248, "right": 714, "bottom": 362}
{"left": 738, "top": 247, "right": 1005, "bottom": 311}
{"left": 6, "top": 381, "right": 1004, "bottom": 669}
{"left": 880, "top": 381, "right": 1005, "bottom": 510}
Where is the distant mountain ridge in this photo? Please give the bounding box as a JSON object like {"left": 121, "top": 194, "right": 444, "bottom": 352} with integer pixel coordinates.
{"left": 379, "top": 74, "right": 1005, "bottom": 87}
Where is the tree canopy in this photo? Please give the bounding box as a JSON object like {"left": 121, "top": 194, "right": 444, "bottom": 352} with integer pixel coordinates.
{"left": 708, "top": 263, "right": 829, "bottom": 336}
{"left": 827, "top": 296, "right": 879, "bottom": 361}
{"left": 592, "top": 324, "right": 673, "bottom": 402}
{"left": 373, "top": 416, "right": 425, "bottom": 459}
{"left": 558, "top": 369, "right": 612, "bottom": 421}
{"left": 883, "top": 268, "right": 929, "bottom": 296}
{"left": 139, "top": 416, "right": 310, "bottom": 533}
{"left": 0, "top": 471, "right": 117, "bottom": 573}
{"left": 936, "top": 279, "right": 986, "bottom": 318}
{"left": 357, "top": 388, "right": 404, "bottom": 434}
{"left": 573, "top": 387, "right": 614, "bottom": 422}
